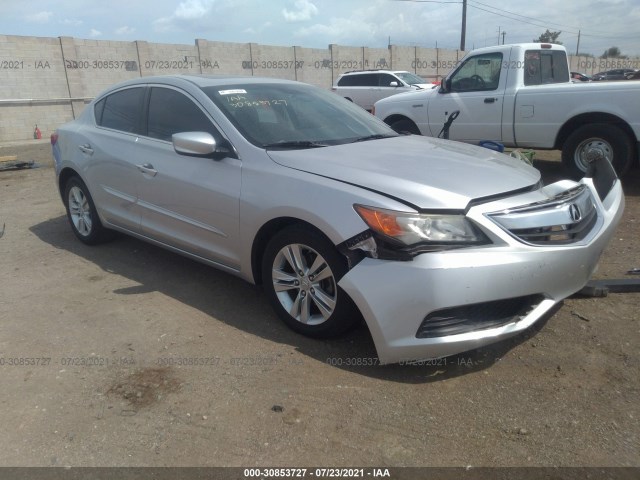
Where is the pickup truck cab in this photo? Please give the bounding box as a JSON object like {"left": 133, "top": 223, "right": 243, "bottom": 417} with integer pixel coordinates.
{"left": 374, "top": 43, "right": 640, "bottom": 178}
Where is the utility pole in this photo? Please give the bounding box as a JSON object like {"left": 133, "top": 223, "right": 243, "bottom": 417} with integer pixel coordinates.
{"left": 576, "top": 29, "right": 581, "bottom": 55}
{"left": 497, "top": 26, "right": 501, "bottom": 45}
{"left": 502, "top": 31, "right": 506, "bottom": 45}
{"left": 460, "top": 0, "right": 467, "bottom": 51}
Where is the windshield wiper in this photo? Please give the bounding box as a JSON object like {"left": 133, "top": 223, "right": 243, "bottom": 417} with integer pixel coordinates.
{"left": 263, "top": 140, "right": 329, "bottom": 149}
{"left": 351, "top": 134, "right": 397, "bottom": 143}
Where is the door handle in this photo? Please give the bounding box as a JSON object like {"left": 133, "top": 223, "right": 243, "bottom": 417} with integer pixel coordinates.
{"left": 136, "top": 163, "right": 158, "bottom": 177}
{"left": 78, "top": 144, "right": 94, "bottom": 155}
{"left": 484, "top": 97, "right": 497, "bottom": 104}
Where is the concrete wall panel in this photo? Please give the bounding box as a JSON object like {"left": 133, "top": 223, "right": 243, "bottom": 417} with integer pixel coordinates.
{"left": 363, "top": 47, "right": 391, "bottom": 71}
{"left": 1, "top": 34, "right": 639, "bottom": 142}
{"left": 291, "top": 46, "right": 332, "bottom": 88}
{"left": 196, "top": 39, "right": 248, "bottom": 76}
{"left": 137, "top": 41, "right": 200, "bottom": 77}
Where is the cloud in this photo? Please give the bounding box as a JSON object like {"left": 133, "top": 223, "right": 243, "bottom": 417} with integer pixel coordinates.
{"left": 290, "top": 1, "right": 422, "bottom": 46}
{"left": 89, "top": 28, "right": 102, "bottom": 37}
{"left": 297, "top": 17, "right": 373, "bottom": 41}
{"left": 282, "top": 0, "right": 318, "bottom": 22}
{"left": 154, "top": 0, "right": 215, "bottom": 32}
{"left": 61, "top": 18, "right": 83, "bottom": 26}
{"left": 25, "top": 11, "right": 53, "bottom": 24}
{"left": 115, "top": 26, "right": 136, "bottom": 35}
{"left": 174, "top": 0, "right": 215, "bottom": 19}
{"left": 153, "top": 17, "right": 173, "bottom": 33}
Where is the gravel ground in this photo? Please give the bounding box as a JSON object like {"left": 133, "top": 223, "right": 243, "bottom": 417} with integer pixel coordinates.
{"left": 0, "top": 142, "right": 638, "bottom": 468}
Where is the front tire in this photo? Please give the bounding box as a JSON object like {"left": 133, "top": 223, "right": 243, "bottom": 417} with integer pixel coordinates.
{"left": 262, "top": 225, "right": 360, "bottom": 338}
{"left": 63, "top": 176, "right": 111, "bottom": 245}
{"left": 389, "top": 118, "right": 420, "bottom": 135}
{"left": 562, "top": 123, "right": 634, "bottom": 179}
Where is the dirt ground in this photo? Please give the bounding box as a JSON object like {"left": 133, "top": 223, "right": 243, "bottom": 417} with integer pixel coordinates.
{"left": 0, "top": 142, "right": 638, "bottom": 468}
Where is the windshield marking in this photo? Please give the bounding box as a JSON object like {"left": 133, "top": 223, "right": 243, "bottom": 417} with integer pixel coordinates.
{"left": 218, "top": 89, "right": 247, "bottom": 95}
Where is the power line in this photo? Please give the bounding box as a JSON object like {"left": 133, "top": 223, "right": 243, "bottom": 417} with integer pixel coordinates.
{"left": 389, "top": 0, "right": 640, "bottom": 54}
{"left": 392, "top": 0, "right": 462, "bottom": 3}
{"left": 467, "top": 0, "right": 640, "bottom": 40}
{"left": 467, "top": 3, "right": 578, "bottom": 33}
{"left": 468, "top": 0, "right": 580, "bottom": 31}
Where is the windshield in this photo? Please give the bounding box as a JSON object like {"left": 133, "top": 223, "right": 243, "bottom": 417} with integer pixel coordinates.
{"left": 394, "top": 72, "right": 426, "bottom": 85}
{"left": 203, "top": 83, "right": 396, "bottom": 148}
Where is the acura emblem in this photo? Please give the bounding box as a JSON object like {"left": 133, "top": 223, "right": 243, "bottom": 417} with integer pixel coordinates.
{"left": 569, "top": 204, "right": 581, "bottom": 222}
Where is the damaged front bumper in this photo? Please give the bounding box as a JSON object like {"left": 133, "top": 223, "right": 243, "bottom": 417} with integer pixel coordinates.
{"left": 338, "top": 173, "right": 625, "bottom": 365}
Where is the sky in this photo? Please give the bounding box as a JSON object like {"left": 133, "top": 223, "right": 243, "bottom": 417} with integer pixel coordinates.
{"left": 2, "top": 0, "right": 640, "bottom": 57}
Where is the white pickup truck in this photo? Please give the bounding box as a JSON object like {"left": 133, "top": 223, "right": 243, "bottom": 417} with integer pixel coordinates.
{"left": 373, "top": 43, "right": 640, "bottom": 178}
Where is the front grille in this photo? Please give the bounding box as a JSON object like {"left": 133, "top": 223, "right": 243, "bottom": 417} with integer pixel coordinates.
{"left": 416, "top": 295, "right": 545, "bottom": 339}
{"left": 487, "top": 185, "right": 598, "bottom": 245}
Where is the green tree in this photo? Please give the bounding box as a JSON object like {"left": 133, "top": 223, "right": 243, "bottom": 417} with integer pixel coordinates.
{"left": 534, "top": 29, "right": 562, "bottom": 45}
{"left": 601, "top": 46, "right": 627, "bottom": 59}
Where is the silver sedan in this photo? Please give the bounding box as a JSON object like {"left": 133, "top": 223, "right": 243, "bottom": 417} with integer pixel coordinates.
{"left": 51, "top": 75, "right": 624, "bottom": 364}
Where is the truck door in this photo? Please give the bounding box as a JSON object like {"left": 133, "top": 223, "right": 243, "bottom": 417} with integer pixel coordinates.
{"left": 427, "top": 52, "right": 504, "bottom": 143}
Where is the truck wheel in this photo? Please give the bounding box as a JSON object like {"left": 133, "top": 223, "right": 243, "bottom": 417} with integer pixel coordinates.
{"left": 562, "top": 123, "right": 634, "bottom": 179}
{"left": 389, "top": 119, "right": 420, "bottom": 135}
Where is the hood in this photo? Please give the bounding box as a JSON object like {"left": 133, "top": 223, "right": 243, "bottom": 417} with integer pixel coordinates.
{"left": 375, "top": 87, "right": 438, "bottom": 107}
{"left": 267, "top": 136, "right": 541, "bottom": 210}
{"left": 412, "top": 83, "right": 432, "bottom": 89}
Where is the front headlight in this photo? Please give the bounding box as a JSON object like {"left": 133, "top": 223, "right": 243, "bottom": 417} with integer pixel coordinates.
{"left": 351, "top": 204, "right": 489, "bottom": 258}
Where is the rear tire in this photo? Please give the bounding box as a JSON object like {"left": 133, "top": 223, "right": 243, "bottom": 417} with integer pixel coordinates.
{"left": 561, "top": 123, "right": 634, "bottom": 179}
{"left": 262, "top": 225, "right": 361, "bottom": 338}
{"left": 63, "top": 176, "right": 112, "bottom": 245}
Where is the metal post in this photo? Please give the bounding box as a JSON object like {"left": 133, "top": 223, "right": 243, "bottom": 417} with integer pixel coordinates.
{"left": 460, "top": 0, "right": 467, "bottom": 51}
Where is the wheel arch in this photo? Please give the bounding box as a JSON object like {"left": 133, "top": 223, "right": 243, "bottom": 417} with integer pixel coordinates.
{"left": 251, "top": 217, "right": 337, "bottom": 286}
{"left": 58, "top": 167, "right": 82, "bottom": 199}
{"left": 383, "top": 114, "right": 416, "bottom": 128}
{"left": 555, "top": 112, "right": 638, "bottom": 153}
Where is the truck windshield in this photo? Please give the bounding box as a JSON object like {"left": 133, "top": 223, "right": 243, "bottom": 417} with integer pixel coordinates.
{"left": 395, "top": 72, "right": 426, "bottom": 85}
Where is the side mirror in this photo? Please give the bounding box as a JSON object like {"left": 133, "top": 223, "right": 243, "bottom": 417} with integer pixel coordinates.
{"left": 389, "top": 81, "right": 399, "bottom": 87}
{"left": 172, "top": 131, "right": 234, "bottom": 160}
{"left": 441, "top": 77, "right": 452, "bottom": 93}
{"left": 172, "top": 132, "right": 216, "bottom": 156}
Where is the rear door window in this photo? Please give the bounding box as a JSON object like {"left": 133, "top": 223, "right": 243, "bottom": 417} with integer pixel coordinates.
{"left": 96, "top": 87, "right": 144, "bottom": 133}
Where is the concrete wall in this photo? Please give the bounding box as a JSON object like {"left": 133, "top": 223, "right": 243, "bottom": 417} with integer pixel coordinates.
{"left": 1, "top": 34, "right": 639, "bottom": 142}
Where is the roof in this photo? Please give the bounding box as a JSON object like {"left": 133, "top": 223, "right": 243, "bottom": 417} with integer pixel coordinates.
{"left": 95, "top": 74, "right": 303, "bottom": 98}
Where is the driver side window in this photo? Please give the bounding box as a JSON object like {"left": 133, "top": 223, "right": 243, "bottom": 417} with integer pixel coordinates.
{"left": 147, "top": 87, "right": 219, "bottom": 142}
{"left": 450, "top": 53, "right": 502, "bottom": 92}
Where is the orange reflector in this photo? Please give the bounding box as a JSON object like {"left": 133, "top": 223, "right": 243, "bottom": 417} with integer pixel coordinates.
{"left": 355, "top": 205, "right": 403, "bottom": 237}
